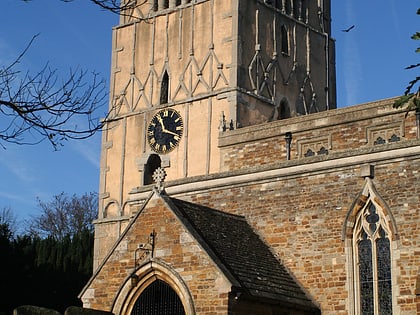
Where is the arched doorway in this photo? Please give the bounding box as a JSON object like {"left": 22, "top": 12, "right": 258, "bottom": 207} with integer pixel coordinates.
{"left": 131, "top": 279, "right": 185, "bottom": 315}
{"left": 112, "top": 261, "right": 195, "bottom": 315}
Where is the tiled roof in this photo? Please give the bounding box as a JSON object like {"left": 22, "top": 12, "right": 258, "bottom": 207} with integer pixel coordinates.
{"left": 167, "top": 197, "right": 318, "bottom": 310}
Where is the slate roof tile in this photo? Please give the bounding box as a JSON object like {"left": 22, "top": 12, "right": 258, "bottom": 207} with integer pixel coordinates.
{"left": 167, "top": 197, "right": 318, "bottom": 310}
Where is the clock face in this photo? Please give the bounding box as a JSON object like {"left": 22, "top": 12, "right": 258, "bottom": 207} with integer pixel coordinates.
{"left": 147, "top": 108, "right": 183, "bottom": 154}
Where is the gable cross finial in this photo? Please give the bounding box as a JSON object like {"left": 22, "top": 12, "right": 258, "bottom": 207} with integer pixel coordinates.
{"left": 152, "top": 167, "right": 167, "bottom": 193}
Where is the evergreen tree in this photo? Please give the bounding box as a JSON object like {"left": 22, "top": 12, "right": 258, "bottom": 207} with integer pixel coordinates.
{"left": 0, "top": 194, "right": 96, "bottom": 314}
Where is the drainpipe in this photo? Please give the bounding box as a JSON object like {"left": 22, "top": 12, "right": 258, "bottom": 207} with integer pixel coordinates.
{"left": 285, "top": 132, "right": 292, "bottom": 160}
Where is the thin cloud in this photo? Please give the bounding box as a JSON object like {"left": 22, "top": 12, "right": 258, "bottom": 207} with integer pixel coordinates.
{"left": 388, "top": 0, "right": 401, "bottom": 37}
{"left": 0, "top": 190, "right": 34, "bottom": 210}
{"left": 341, "top": 1, "right": 362, "bottom": 106}
{"left": 70, "top": 136, "right": 101, "bottom": 169}
{"left": 343, "top": 35, "right": 362, "bottom": 106}
{"left": 0, "top": 148, "right": 36, "bottom": 184}
{"left": 0, "top": 38, "right": 15, "bottom": 66}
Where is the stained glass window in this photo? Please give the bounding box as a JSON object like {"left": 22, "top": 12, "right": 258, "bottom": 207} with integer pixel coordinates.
{"left": 354, "top": 202, "right": 393, "bottom": 315}
{"left": 359, "top": 230, "right": 374, "bottom": 315}
{"left": 376, "top": 228, "right": 392, "bottom": 314}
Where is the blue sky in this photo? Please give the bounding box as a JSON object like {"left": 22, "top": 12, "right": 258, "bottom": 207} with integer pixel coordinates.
{"left": 1, "top": 0, "right": 418, "bottom": 226}
{"left": 333, "top": 0, "right": 419, "bottom": 106}
{"left": 1, "top": 1, "right": 117, "bottom": 226}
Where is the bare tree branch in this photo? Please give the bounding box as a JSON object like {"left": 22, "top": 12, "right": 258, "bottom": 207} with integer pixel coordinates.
{"left": 0, "top": 35, "right": 109, "bottom": 148}
{"left": 42, "top": 0, "right": 137, "bottom": 15}
{"left": 25, "top": 192, "right": 98, "bottom": 240}
{"left": 3, "top": 0, "right": 152, "bottom": 148}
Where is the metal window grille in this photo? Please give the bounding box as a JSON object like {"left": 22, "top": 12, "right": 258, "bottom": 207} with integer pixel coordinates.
{"left": 131, "top": 280, "right": 185, "bottom": 315}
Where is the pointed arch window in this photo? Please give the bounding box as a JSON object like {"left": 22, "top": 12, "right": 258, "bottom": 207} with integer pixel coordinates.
{"left": 281, "top": 25, "right": 289, "bottom": 55}
{"left": 354, "top": 202, "right": 393, "bottom": 314}
{"left": 345, "top": 179, "right": 396, "bottom": 315}
{"left": 160, "top": 71, "right": 169, "bottom": 104}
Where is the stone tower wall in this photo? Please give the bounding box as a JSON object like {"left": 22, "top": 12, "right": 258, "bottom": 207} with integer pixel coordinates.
{"left": 95, "top": 0, "right": 337, "bottom": 269}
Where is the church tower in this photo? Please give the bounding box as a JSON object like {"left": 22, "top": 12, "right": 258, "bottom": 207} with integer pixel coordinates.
{"left": 94, "top": 0, "right": 336, "bottom": 268}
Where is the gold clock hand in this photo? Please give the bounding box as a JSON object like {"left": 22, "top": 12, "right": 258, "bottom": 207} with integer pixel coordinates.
{"left": 157, "top": 114, "right": 174, "bottom": 134}
{"left": 162, "top": 129, "right": 179, "bottom": 137}
{"left": 156, "top": 114, "right": 165, "bottom": 129}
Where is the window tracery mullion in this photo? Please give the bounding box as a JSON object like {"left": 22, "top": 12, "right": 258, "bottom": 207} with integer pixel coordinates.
{"left": 372, "top": 236, "right": 379, "bottom": 315}
{"left": 352, "top": 224, "right": 363, "bottom": 315}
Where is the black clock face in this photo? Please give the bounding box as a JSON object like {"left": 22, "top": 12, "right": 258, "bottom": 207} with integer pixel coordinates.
{"left": 147, "top": 108, "right": 183, "bottom": 154}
